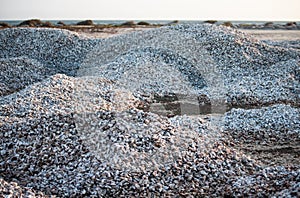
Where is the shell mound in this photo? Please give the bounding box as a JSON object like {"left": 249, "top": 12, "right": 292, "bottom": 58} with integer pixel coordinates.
{"left": 0, "top": 28, "right": 98, "bottom": 76}
{"left": 0, "top": 57, "right": 52, "bottom": 96}
{"left": 0, "top": 74, "right": 257, "bottom": 196}
{"left": 77, "top": 24, "right": 299, "bottom": 106}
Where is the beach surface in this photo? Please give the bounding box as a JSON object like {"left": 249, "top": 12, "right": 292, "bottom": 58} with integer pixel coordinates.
{"left": 0, "top": 24, "right": 299, "bottom": 197}
{"left": 242, "top": 29, "right": 300, "bottom": 41}
{"left": 67, "top": 26, "right": 300, "bottom": 40}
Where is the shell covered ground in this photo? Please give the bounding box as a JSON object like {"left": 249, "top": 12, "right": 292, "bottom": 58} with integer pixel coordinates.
{"left": 0, "top": 25, "right": 299, "bottom": 197}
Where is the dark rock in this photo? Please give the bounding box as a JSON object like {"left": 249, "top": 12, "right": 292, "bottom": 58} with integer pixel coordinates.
{"left": 57, "top": 21, "right": 66, "bottom": 26}
{"left": 0, "top": 22, "right": 10, "bottom": 28}
{"left": 18, "top": 19, "right": 44, "bottom": 27}
{"left": 264, "top": 22, "right": 273, "bottom": 26}
{"left": 121, "top": 21, "right": 136, "bottom": 26}
{"left": 237, "top": 23, "right": 257, "bottom": 29}
{"left": 18, "top": 19, "right": 53, "bottom": 27}
{"left": 204, "top": 20, "right": 217, "bottom": 24}
{"left": 41, "top": 21, "right": 54, "bottom": 27}
{"left": 262, "top": 22, "right": 274, "bottom": 29}
{"left": 285, "top": 22, "right": 297, "bottom": 30}
{"left": 76, "top": 20, "right": 94, "bottom": 26}
{"left": 137, "top": 21, "right": 151, "bottom": 26}
{"left": 222, "top": 21, "right": 233, "bottom": 28}
{"left": 168, "top": 20, "right": 179, "bottom": 25}
{"left": 286, "top": 22, "right": 297, "bottom": 26}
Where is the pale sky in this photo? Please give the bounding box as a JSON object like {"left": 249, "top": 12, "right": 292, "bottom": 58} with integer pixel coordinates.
{"left": 0, "top": 0, "right": 299, "bottom": 21}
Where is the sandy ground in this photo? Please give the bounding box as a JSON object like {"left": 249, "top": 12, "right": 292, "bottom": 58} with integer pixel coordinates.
{"left": 76, "top": 27, "right": 300, "bottom": 42}
{"left": 75, "top": 27, "right": 154, "bottom": 38}
{"left": 240, "top": 29, "right": 300, "bottom": 41}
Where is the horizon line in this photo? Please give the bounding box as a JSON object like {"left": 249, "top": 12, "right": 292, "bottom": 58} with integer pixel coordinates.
{"left": 1, "top": 18, "right": 300, "bottom": 22}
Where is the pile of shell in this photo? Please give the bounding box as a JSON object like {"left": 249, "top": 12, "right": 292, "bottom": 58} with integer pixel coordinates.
{"left": 0, "top": 24, "right": 299, "bottom": 196}
{"left": 0, "top": 28, "right": 98, "bottom": 76}
{"left": 224, "top": 104, "right": 300, "bottom": 144}
{"left": 0, "top": 178, "right": 47, "bottom": 198}
{"left": 0, "top": 57, "right": 52, "bottom": 96}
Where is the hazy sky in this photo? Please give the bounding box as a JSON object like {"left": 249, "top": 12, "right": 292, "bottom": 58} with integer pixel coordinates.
{"left": 1, "top": 0, "right": 299, "bottom": 21}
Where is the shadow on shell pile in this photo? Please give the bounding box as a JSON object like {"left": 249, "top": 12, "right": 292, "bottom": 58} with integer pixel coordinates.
{"left": 0, "top": 24, "right": 299, "bottom": 197}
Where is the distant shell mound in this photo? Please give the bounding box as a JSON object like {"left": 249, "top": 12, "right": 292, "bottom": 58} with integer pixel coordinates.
{"left": 0, "top": 28, "right": 99, "bottom": 75}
